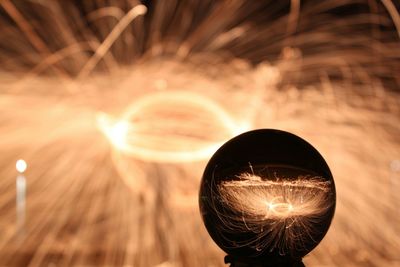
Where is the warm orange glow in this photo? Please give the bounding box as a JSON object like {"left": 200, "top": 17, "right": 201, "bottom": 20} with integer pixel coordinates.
{"left": 0, "top": 0, "right": 399, "bottom": 266}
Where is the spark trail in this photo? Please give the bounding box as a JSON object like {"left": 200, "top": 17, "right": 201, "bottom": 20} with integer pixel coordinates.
{"left": 217, "top": 173, "right": 333, "bottom": 256}
{"left": 0, "top": 0, "right": 399, "bottom": 266}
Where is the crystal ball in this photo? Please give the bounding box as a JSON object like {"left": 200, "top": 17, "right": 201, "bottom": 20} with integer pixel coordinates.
{"left": 199, "top": 129, "right": 336, "bottom": 262}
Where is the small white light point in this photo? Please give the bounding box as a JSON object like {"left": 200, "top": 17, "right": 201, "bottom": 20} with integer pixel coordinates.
{"left": 16, "top": 159, "right": 27, "bottom": 174}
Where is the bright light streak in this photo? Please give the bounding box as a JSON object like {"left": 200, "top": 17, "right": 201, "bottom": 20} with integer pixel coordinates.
{"left": 16, "top": 159, "right": 27, "bottom": 173}
{"left": 97, "top": 90, "right": 249, "bottom": 163}
{"left": 15, "top": 159, "right": 27, "bottom": 235}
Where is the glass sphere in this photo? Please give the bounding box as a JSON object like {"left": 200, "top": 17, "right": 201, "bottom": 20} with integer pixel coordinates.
{"left": 199, "top": 129, "right": 336, "bottom": 263}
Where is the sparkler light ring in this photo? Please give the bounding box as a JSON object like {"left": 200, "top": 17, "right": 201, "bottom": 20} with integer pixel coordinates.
{"left": 97, "top": 90, "right": 247, "bottom": 163}
{"left": 199, "top": 129, "right": 336, "bottom": 264}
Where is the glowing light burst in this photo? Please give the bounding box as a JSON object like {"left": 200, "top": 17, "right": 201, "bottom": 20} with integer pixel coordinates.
{"left": 216, "top": 173, "right": 333, "bottom": 254}
{"left": 97, "top": 90, "right": 248, "bottom": 163}
{"left": 0, "top": 0, "right": 399, "bottom": 266}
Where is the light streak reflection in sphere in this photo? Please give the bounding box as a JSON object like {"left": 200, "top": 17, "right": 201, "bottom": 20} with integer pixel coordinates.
{"left": 199, "top": 129, "right": 336, "bottom": 262}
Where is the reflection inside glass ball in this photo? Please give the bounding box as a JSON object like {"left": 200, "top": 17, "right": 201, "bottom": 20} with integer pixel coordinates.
{"left": 212, "top": 164, "right": 334, "bottom": 256}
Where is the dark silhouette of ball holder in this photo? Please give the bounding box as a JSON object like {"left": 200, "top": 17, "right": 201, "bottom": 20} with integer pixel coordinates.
{"left": 199, "top": 129, "right": 336, "bottom": 267}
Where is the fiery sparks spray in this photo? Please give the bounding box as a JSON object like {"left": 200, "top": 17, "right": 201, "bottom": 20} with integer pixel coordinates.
{"left": 217, "top": 172, "right": 333, "bottom": 256}
{"left": 0, "top": 0, "right": 399, "bottom": 266}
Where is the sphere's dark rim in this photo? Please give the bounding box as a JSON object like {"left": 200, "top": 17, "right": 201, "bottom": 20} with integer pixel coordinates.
{"left": 203, "top": 129, "right": 335, "bottom": 182}
{"left": 199, "top": 128, "right": 337, "bottom": 260}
